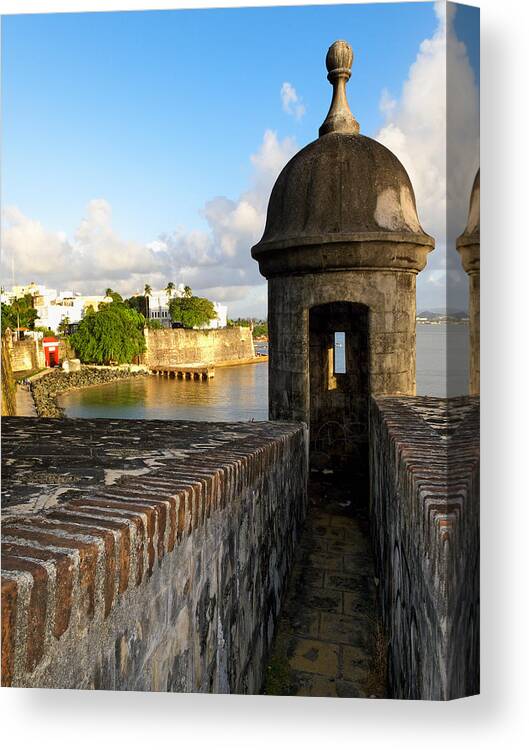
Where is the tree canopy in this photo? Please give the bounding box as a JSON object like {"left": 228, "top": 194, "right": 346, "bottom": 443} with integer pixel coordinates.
{"left": 57, "top": 317, "right": 71, "bottom": 336}
{"left": 227, "top": 318, "right": 268, "bottom": 338}
{"left": 168, "top": 288, "right": 217, "bottom": 329}
{"left": 70, "top": 300, "right": 146, "bottom": 364}
{"left": 34, "top": 325, "right": 56, "bottom": 338}
{"left": 1, "top": 294, "right": 39, "bottom": 334}
{"left": 104, "top": 289, "right": 123, "bottom": 304}
{"left": 124, "top": 295, "right": 148, "bottom": 316}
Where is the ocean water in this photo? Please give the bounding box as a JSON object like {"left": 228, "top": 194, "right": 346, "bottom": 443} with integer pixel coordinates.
{"left": 59, "top": 323, "right": 469, "bottom": 421}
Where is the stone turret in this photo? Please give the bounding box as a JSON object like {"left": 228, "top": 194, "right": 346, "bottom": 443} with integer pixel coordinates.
{"left": 456, "top": 169, "right": 480, "bottom": 395}
{"left": 252, "top": 41, "right": 434, "bottom": 473}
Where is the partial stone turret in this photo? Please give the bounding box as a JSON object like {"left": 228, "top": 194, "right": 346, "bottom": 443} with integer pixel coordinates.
{"left": 456, "top": 169, "right": 480, "bottom": 395}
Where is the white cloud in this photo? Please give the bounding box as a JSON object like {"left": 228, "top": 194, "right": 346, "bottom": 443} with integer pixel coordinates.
{"left": 2, "top": 3, "right": 478, "bottom": 317}
{"left": 379, "top": 88, "right": 397, "bottom": 120}
{"left": 1, "top": 199, "right": 167, "bottom": 297}
{"left": 2, "top": 205, "right": 73, "bottom": 277}
{"left": 375, "top": 1, "right": 479, "bottom": 311}
{"left": 280, "top": 82, "right": 306, "bottom": 120}
{"left": 158, "top": 129, "right": 297, "bottom": 301}
{"left": 1, "top": 130, "right": 297, "bottom": 315}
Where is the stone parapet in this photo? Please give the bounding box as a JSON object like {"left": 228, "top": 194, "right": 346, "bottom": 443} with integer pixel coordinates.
{"left": 1, "top": 417, "right": 308, "bottom": 692}
{"left": 369, "top": 396, "right": 479, "bottom": 700}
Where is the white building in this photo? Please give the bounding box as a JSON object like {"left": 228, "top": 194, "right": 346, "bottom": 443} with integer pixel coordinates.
{"left": 142, "top": 285, "right": 227, "bottom": 329}
{"left": 2, "top": 283, "right": 111, "bottom": 333}
{"left": 2, "top": 282, "right": 57, "bottom": 305}
{"left": 199, "top": 301, "right": 227, "bottom": 329}
{"left": 3, "top": 281, "right": 226, "bottom": 332}
{"left": 33, "top": 292, "right": 110, "bottom": 332}
{"left": 146, "top": 289, "right": 173, "bottom": 325}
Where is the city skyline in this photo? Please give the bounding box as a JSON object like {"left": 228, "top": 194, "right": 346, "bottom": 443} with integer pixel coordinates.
{"left": 1, "top": 1, "right": 479, "bottom": 317}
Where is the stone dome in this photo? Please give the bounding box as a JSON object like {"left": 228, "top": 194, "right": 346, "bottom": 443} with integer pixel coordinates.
{"left": 252, "top": 40, "right": 433, "bottom": 268}
{"left": 254, "top": 132, "right": 431, "bottom": 251}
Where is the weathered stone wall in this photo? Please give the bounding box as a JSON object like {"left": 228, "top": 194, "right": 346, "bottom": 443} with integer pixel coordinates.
{"left": 268, "top": 269, "right": 417, "bottom": 473}
{"left": 1, "top": 334, "right": 16, "bottom": 416}
{"left": 144, "top": 327, "right": 254, "bottom": 368}
{"left": 58, "top": 337, "right": 76, "bottom": 363}
{"left": 369, "top": 396, "right": 480, "bottom": 700}
{"left": 1, "top": 418, "right": 308, "bottom": 693}
{"left": 269, "top": 271, "right": 417, "bottom": 425}
{"left": 8, "top": 337, "right": 45, "bottom": 373}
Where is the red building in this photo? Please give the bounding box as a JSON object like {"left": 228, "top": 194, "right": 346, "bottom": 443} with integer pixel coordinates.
{"left": 42, "top": 337, "right": 60, "bottom": 367}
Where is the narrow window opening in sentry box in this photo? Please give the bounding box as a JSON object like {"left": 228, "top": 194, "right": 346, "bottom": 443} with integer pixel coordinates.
{"left": 334, "top": 331, "right": 346, "bottom": 374}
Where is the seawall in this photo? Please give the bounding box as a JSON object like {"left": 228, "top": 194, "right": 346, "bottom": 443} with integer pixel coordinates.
{"left": 370, "top": 396, "right": 480, "bottom": 700}
{"left": 1, "top": 417, "right": 308, "bottom": 692}
{"left": 6, "top": 336, "right": 45, "bottom": 374}
{"left": 144, "top": 326, "right": 255, "bottom": 368}
{"left": 30, "top": 366, "right": 148, "bottom": 417}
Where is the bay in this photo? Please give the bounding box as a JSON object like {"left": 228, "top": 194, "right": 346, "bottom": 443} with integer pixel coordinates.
{"left": 59, "top": 323, "right": 469, "bottom": 421}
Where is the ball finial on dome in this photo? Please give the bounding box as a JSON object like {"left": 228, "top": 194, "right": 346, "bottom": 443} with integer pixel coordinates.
{"left": 319, "top": 40, "right": 360, "bottom": 137}
{"left": 325, "top": 39, "right": 353, "bottom": 80}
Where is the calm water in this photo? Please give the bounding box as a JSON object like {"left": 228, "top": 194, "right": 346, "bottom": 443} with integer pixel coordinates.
{"left": 60, "top": 324, "right": 469, "bottom": 421}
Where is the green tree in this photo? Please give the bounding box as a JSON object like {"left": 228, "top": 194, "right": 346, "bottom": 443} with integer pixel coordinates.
{"left": 71, "top": 301, "right": 146, "bottom": 364}
{"left": 226, "top": 317, "right": 267, "bottom": 337}
{"left": 125, "top": 295, "right": 147, "bottom": 316}
{"left": 57, "top": 316, "right": 71, "bottom": 337}
{"left": 34, "top": 325, "right": 56, "bottom": 337}
{"left": 168, "top": 289, "right": 217, "bottom": 329}
{"left": 165, "top": 281, "right": 175, "bottom": 301}
{"left": 253, "top": 321, "right": 268, "bottom": 338}
{"left": 143, "top": 284, "right": 152, "bottom": 318}
{"left": 103, "top": 288, "right": 123, "bottom": 305}
{"left": 1, "top": 294, "right": 39, "bottom": 334}
{"left": 1, "top": 303, "right": 14, "bottom": 335}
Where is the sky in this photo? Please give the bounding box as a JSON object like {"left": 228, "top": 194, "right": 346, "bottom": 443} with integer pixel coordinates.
{"left": 1, "top": 1, "right": 479, "bottom": 317}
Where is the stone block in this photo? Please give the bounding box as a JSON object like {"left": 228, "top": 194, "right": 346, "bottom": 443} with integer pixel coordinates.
{"left": 288, "top": 637, "right": 339, "bottom": 677}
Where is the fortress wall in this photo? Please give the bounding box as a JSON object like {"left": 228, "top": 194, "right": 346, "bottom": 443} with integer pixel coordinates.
{"left": 9, "top": 338, "right": 45, "bottom": 373}
{"left": 59, "top": 337, "right": 76, "bottom": 362}
{"left": 1, "top": 418, "right": 308, "bottom": 692}
{"left": 370, "top": 396, "right": 480, "bottom": 700}
{"left": 144, "top": 326, "right": 255, "bottom": 368}
{"left": 1, "top": 335, "right": 16, "bottom": 416}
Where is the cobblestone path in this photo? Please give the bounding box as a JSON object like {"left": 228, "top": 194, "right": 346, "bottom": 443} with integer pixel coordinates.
{"left": 263, "top": 477, "right": 386, "bottom": 698}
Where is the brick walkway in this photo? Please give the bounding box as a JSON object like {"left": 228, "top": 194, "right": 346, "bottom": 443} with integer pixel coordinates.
{"left": 263, "top": 477, "right": 385, "bottom": 698}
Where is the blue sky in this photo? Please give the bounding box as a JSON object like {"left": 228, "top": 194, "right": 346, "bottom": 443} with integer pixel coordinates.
{"left": 1, "top": 2, "right": 479, "bottom": 316}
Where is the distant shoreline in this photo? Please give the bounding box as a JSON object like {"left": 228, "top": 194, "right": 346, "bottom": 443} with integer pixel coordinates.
{"left": 416, "top": 320, "right": 469, "bottom": 325}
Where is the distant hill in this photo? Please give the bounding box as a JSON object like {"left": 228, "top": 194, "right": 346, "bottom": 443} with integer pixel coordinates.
{"left": 417, "top": 310, "right": 469, "bottom": 321}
